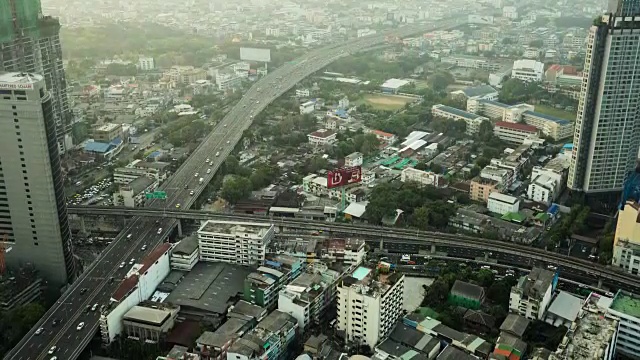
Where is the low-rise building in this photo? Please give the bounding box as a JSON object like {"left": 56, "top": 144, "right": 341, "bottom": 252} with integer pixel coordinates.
{"left": 381, "top": 78, "right": 411, "bottom": 93}
{"left": 0, "top": 266, "right": 43, "bottom": 311}
{"left": 337, "top": 266, "right": 404, "bottom": 346}
{"left": 431, "top": 104, "right": 489, "bottom": 135}
{"left": 369, "top": 129, "right": 397, "bottom": 143}
{"left": 511, "top": 59, "right": 544, "bottom": 82}
{"left": 99, "top": 243, "right": 172, "bottom": 344}
{"left": 197, "top": 220, "right": 275, "bottom": 265}
{"left": 121, "top": 303, "right": 179, "bottom": 343}
{"left": 527, "top": 174, "right": 557, "bottom": 205}
{"left": 373, "top": 323, "right": 441, "bottom": 360}
{"left": 302, "top": 174, "right": 366, "bottom": 204}
{"left": 226, "top": 310, "right": 298, "bottom": 360}
{"left": 546, "top": 293, "right": 618, "bottom": 360}
{"left": 494, "top": 121, "right": 540, "bottom": 144}
{"left": 215, "top": 73, "right": 242, "bottom": 91}
{"left": 93, "top": 123, "right": 124, "bottom": 143}
{"left": 300, "top": 101, "right": 315, "bottom": 115}
{"left": 449, "top": 280, "right": 485, "bottom": 310}
{"left": 308, "top": 129, "right": 337, "bottom": 146}
{"left": 345, "top": 152, "right": 363, "bottom": 167}
{"left": 296, "top": 89, "right": 310, "bottom": 98}
{"left": 244, "top": 255, "right": 304, "bottom": 309}
{"left": 470, "top": 177, "right": 500, "bottom": 203}
{"left": 278, "top": 264, "right": 342, "bottom": 332}
{"left": 441, "top": 55, "right": 505, "bottom": 72}
{"left": 170, "top": 235, "right": 199, "bottom": 271}
{"left": 521, "top": 111, "right": 573, "bottom": 141}
{"left": 195, "top": 309, "right": 259, "bottom": 360}
{"left": 451, "top": 84, "right": 499, "bottom": 101}
{"left": 113, "top": 176, "right": 158, "bottom": 207}
{"left": 401, "top": 167, "right": 445, "bottom": 187}
{"left": 509, "top": 267, "right": 555, "bottom": 320}
{"left": 113, "top": 160, "right": 169, "bottom": 184}
{"left": 487, "top": 192, "right": 520, "bottom": 215}
{"left": 480, "top": 165, "right": 512, "bottom": 187}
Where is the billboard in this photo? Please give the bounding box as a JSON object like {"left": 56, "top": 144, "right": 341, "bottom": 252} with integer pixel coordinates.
{"left": 240, "top": 47, "right": 272, "bottom": 62}
{"left": 327, "top": 166, "right": 362, "bottom": 189}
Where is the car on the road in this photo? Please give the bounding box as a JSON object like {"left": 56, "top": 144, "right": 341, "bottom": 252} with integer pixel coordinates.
{"left": 206, "top": 158, "right": 210, "bottom": 163}
{"left": 91, "top": 303, "right": 98, "bottom": 311}
{"left": 207, "top": 169, "right": 211, "bottom": 174}
{"left": 35, "top": 327, "right": 44, "bottom": 335}
{"left": 224, "top": 124, "right": 227, "bottom": 127}
{"left": 80, "top": 288, "right": 88, "bottom": 294}
{"left": 189, "top": 190, "right": 194, "bottom": 196}
{"left": 141, "top": 245, "right": 147, "bottom": 251}
{"left": 77, "top": 322, "right": 85, "bottom": 331}
{"left": 184, "top": 184, "right": 188, "bottom": 189}
{"left": 50, "top": 357, "right": 57, "bottom": 360}
{"left": 175, "top": 204, "right": 181, "bottom": 208}
{"left": 157, "top": 227, "right": 163, "bottom": 234}
{"left": 606, "top": 292, "right": 614, "bottom": 297}
{"left": 127, "top": 233, "right": 132, "bottom": 239}
{"left": 48, "top": 346, "right": 57, "bottom": 354}
{"left": 85, "top": 305, "right": 91, "bottom": 313}
{"left": 52, "top": 319, "right": 60, "bottom": 327}
{"left": 226, "top": 140, "right": 230, "bottom": 144}
{"left": 129, "top": 258, "right": 135, "bottom": 265}
{"left": 119, "top": 262, "right": 125, "bottom": 268}
{"left": 215, "top": 152, "right": 220, "bottom": 157}
{"left": 194, "top": 173, "right": 199, "bottom": 177}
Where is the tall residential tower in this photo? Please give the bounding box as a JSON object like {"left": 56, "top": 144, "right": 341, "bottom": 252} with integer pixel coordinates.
{"left": 0, "top": 72, "right": 74, "bottom": 285}
{"left": 567, "top": 0, "right": 640, "bottom": 196}
{"left": 0, "top": 0, "right": 73, "bottom": 153}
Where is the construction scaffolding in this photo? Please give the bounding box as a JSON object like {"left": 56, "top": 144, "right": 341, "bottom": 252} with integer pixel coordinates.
{"left": 0, "top": 0, "right": 43, "bottom": 43}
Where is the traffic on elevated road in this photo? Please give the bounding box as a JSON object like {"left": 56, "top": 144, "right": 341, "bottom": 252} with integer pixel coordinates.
{"left": 5, "top": 18, "right": 467, "bottom": 360}
{"left": 67, "top": 205, "right": 640, "bottom": 294}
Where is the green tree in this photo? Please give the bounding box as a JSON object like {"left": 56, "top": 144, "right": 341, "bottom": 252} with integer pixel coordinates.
{"left": 221, "top": 176, "right": 252, "bottom": 204}
{"left": 366, "top": 183, "right": 399, "bottom": 223}
{"left": 477, "top": 120, "right": 494, "bottom": 142}
{"left": 529, "top": 39, "right": 544, "bottom": 48}
{"left": 428, "top": 71, "right": 455, "bottom": 92}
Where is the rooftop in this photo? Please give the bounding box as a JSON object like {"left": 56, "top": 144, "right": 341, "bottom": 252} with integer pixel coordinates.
{"left": 308, "top": 129, "right": 336, "bottom": 138}
{"left": 381, "top": 78, "right": 411, "bottom": 89}
{"left": 523, "top": 110, "right": 571, "bottom": 125}
{"left": 163, "top": 262, "right": 251, "bottom": 315}
{"left": 516, "top": 267, "right": 555, "bottom": 300}
{"left": 457, "top": 84, "right": 498, "bottom": 98}
{"left": 123, "top": 305, "right": 172, "bottom": 325}
{"left": 341, "top": 266, "right": 403, "bottom": 298}
{"left": 436, "top": 346, "right": 477, "bottom": 360}
{"left": 126, "top": 176, "right": 155, "bottom": 194}
{"left": 610, "top": 292, "right": 640, "bottom": 318}
{"left": 547, "top": 291, "right": 583, "bottom": 323}
{"left": 500, "top": 314, "right": 530, "bottom": 338}
{"left": 198, "top": 220, "right": 273, "bottom": 237}
{"left": 495, "top": 121, "right": 539, "bottom": 133}
{"left": 172, "top": 235, "right": 199, "bottom": 256}
{"left": 433, "top": 104, "right": 485, "bottom": 121}
{"left": 489, "top": 192, "right": 519, "bottom": 205}
{"left": 196, "top": 317, "right": 250, "bottom": 348}
{"left": 450, "top": 280, "right": 485, "bottom": 301}
{"left": 96, "top": 123, "right": 121, "bottom": 132}
{"left": 0, "top": 72, "right": 43, "bottom": 85}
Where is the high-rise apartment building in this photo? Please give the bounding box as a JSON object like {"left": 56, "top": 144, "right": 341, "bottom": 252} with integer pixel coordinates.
{"left": 0, "top": 0, "right": 73, "bottom": 153}
{"left": 0, "top": 72, "right": 74, "bottom": 285}
{"left": 568, "top": 0, "right": 640, "bottom": 195}
{"left": 336, "top": 266, "right": 404, "bottom": 346}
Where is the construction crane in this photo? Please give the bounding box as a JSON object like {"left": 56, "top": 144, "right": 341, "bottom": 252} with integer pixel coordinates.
{"left": 0, "top": 233, "right": 12, "bottom": 275}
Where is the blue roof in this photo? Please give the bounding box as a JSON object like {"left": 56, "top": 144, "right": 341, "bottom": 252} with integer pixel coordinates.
{"left": 547, "top": 204, "right": 560, "bottom": 215}
{"left": 479, "top": 99, "right": 511, "bottom": 108}
{"left": 563, "top": 143, "right": 574, "bottom": 149}
{"left": 435, "top": 105, "right": 483, "bottom": 121}
{"left": 148, "top": 151, "right": 162, "bottom": 158}
{"left": 335, "top": 109, "right": 348, "bottom": 118}
{"left": 462, "top": 84, "right": 497, "bottom": 98}
{"left": 84, "top": 141, "right": 111, "bottom": 153}
{"left": 524, "top": 111, "right": 571, "bottom": 125}
{"left": 110, "top": 136, "right": 123, "bottom": 146}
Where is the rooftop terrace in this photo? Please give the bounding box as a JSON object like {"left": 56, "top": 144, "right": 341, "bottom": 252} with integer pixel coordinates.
{"left": 610, "top": 292, "right": 640, "bottom": 318}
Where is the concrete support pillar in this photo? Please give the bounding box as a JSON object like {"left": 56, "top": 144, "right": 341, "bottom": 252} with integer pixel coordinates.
{"left": 431, "top": 244, "right": 436, "bottom": 253}
{"left": 378, "top": 239, "right": 384, "bottom": 250}
{"left": 598, "top": 278, "right": 603, "bottom": 289}
{"left": 484, "top": 252, "right": 489, "bottom": 261}
{"left": 80, "top": 217, "right": 87, "bottom": 234}
{"left": 177, "top": 220, "right": 183, "bottom": 237}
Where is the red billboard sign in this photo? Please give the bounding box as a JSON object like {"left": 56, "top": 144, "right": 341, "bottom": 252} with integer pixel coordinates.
{"left": 327, "top": 166, "right": 362, "bottom": 189}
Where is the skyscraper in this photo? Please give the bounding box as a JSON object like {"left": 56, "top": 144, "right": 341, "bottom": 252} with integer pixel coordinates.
{"left": 567, "top": 0, "right": 640, "bottom": 197}
{"left": 0, "top": 0, "right": 73, "bottom": 153}
{"left": 0, "top": 72, "right": 74, "bottom": 285}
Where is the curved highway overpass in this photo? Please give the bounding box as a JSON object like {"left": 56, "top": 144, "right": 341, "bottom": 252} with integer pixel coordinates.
{"left": 68, "top": 205, "right": 640, "bottom": 293}
{"left": 5, "top": 17, "right": 468, "bottom": 360}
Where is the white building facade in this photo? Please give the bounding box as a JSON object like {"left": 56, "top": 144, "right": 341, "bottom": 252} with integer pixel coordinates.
{"left": 487, "top": 192, "right": 520, "bottom": 215}
{"left": 511, "top": 60, "right": 544, "bottom": 82}
{"left": 197, "top": 220, "right": 275, "bottom": 265}
{"left": 337, "top": 268, "right": 404, "bottom": 346}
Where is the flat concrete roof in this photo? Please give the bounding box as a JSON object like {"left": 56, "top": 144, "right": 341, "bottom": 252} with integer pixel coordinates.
{"left": 123, "top": 305, "right": 171, "bottom": 325}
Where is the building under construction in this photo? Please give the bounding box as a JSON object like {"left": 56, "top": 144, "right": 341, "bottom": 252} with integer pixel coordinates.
{"left": 0, "top": 0, "right": 73, "bottom": 153}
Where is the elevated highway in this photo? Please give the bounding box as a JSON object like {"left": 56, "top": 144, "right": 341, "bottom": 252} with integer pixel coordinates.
{"left": 6, "top": 18, "right": 467, "bottom": 360}
{"left": 67, "top": 205, "right": 640, "bottom": 293}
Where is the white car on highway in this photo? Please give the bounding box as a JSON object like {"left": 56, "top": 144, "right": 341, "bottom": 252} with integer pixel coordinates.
{"left": 119, "top": 262, "right": 125, "bottom": 268}
{"left": 157, "top": 227, "right": 162, "bottom": 234}
{"left": 48, "top": 346, "right": 57, "bottom": 354}
{"left": 77, "top": 322, "right": 85, "bottom": 331}
{"left": 35, "top": 327, "right": 44, "bottom": 335}
{"left": 189, "top": 190, "right": 195, "bottom": 196}
{"left": 194, "top": 173, "right": 199, "bottom": 177}
{"left": 207, "top": 169, "right": 211, "bottom": 174}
